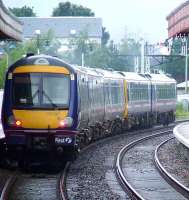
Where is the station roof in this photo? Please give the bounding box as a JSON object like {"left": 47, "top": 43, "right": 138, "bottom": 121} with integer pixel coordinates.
{"left": 19, "top": 17, "right": 102, "bottom": 39}
{"left": 167, "top": 1, "right": 189, "bottom": 20}
{"left": 0, "top": 0, "right": 23, "bottom": 41}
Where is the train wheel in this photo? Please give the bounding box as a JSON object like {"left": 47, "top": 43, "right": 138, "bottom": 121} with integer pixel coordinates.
{"left": 162, "top": 113, "right": 169, "bottom": 126}
{"left": 85, "top": 128, "right": 93, "bottom": 144}
{"left": 111, "top": 121, "right": 122, "bottom": 135}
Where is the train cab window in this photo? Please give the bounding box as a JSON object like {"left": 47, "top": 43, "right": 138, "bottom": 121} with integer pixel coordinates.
{"left": 12, "top": 73, "right": 70, "bottom": 108}
{"left": 42, "top": 74, "right": 70, "bottom": 106}
{"left": 13, "top": 73, "right": 40, "bottom": 106}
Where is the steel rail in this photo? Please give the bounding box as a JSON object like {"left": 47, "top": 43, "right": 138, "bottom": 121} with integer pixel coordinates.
{"left": 59, "top": 162, "right": 70, "bottom": 200}
{"left": 115, "top": 129, "right": 172, "bottom": 200}
{"left": 154, "top": 137, "right": 189, "bottom": 199}
{"left": 0, "top": 173, "right": 17, "bottom": 200}
{"left": 62, "top": 119, "right": 188, "bottom": 200}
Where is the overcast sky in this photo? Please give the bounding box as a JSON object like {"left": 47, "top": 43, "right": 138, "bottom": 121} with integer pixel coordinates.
{"left": 3, "top": 0, "right": 186, "bottom": 43}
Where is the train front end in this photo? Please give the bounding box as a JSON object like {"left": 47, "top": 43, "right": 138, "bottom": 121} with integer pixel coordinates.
{"left": 2, "top": 55, "right": 78, "bottom": 158}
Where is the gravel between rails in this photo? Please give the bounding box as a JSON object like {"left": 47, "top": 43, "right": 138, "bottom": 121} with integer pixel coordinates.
{"left": 121, "top": 133, "right": 187, "bottom": 200}
{"left": 157, "top": 138, "right": 189, "bottom": 188}
{"left": 9, "top": 173, "right": 60, "bottom": 200}
{"left": 66, "top": 129, "right": 167, "bottom": 200}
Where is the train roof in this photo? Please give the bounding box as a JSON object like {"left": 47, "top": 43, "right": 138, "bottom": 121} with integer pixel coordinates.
{"left": 8, "top": 54, "right": 76, "bottom": 73}
{"left": 95, "top": 68, "right": 124, "bottom": 79}
{"left": 71, "top": 65, "right": 125, "bottom": 79}
{"left": 119, "top": 72, "right": 149, "bottom": 82}
{"left": 71, "top": 65, "right": 104, "bottom": 77}
{"left": 149, "top": 73, "right": 176, "bottom": 83}
{"left": 8, "top": 54, "right": 176, "bottom": 85}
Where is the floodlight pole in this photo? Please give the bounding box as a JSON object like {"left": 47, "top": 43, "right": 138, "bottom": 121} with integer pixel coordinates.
{"left": 141, "top": 40, "right": 145, "bottom": 74}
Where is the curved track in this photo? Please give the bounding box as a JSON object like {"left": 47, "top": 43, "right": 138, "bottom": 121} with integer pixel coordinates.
{"left": 59, "top": 162, "right": 70, "bottom": 200}
{"left": 115, "top": 130, "right": 187, "bottom": 200}
{"left": 0, "top": 120, "right": 188, "bottom": 199}
{"left": 0, "top": 171, "right": 17, "bottom": 200}
{"left": 155, "top": 138, "right": 189, "bottom": 199}
{"left": 64, "top": 123, "right": 183, "bottom": 199}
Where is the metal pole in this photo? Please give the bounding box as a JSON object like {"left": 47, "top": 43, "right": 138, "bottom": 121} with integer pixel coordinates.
{"left": 35, "top": 30, "right": 41, "bottom": 55}
{"left": 141, "top": 40, "right": 145, "bottom": 74}
{"left": 81, "top": 53, "right": 84, "bottom": 67}
{"left": 185, "top": 37, "right": 188, "bottom": 94}
{"left": 37, "top": 34, "right": 40, "bottom": 55}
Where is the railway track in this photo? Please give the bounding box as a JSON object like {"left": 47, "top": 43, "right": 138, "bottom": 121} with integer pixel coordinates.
{"left": 0, "top": 170, "right": 17, "bottom": 200}
{"left": 64, "top": 122, "right": 184, "bottom": 199}
{"left": 115, "top": 129, "right": 188, "bottom": 200}
{"left": 0, "top": 167, "right": 68, "bottom": 200}
{"left": 155, "top": 138, "right": 189, "bottom": 199}
{"left": 0, "top": 120, "right": 187, "bottom": 200}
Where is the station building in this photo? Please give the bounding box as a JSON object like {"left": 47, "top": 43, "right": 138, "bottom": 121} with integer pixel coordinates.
{"left": 19, "top": 17, "right": 102, "bottom": 50}
{"left": 167, "top": 1, "right": 189, "bottom": 38}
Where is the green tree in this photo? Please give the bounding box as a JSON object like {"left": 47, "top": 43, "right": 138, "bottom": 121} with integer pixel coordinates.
{"left": 0, "top": 57, "right": 7, "bottom": 88}
{"left": 64, "top": 31, "right": 91, "bottom": 65}
{"left": 101, "top": 27, "right": 110, "bottom": 46}
{"left": 0, "top": 42, "right": 25, "bottom": 88}
{"left": 9, "top": 6, "right": 36, "bottom": 17}
{"left": 52, "top": 2, "right": 94, "bottom": 16}
{"left": 161, "top": 57, "right": 185, "bottom": 83}
{"left": 23, "top": 29, "right": 61, "bottom": 56}
{"left": 0, "top": 30, "right": 61, "bottom": 88}
{"left": 159, "top": 38, "right": 188, "bottom": 83}
{"left": 62, "top": 32, "right": 140, "bottom": 71}
{"left": 52, "top": 2, "right": 110, "bottom": 47}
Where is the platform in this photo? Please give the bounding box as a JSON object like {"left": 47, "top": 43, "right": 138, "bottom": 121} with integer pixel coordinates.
{"left": 173, "top": 122, "right": 189, "bottom": 148}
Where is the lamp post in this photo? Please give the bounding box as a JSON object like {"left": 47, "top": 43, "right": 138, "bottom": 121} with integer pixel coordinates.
{"left": 35, "top": 29, "right": 41, "bottom": 54}
{"left": 140, "top": 39, "right": 145, "bottom": 74}
{"left": 181, "top": 35, "right": 188, "bottom": 94}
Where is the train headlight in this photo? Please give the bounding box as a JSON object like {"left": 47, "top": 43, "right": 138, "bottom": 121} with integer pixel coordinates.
{"left": 59, "top": 117, "right": 73, "bottom": 128}
{"left": 15, "top": 120, "right": 22, "bottom": 127}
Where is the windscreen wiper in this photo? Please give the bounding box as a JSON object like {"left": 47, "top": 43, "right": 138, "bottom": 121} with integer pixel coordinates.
{"left": 42, "top": 90, "right": 58, "bottom": 109}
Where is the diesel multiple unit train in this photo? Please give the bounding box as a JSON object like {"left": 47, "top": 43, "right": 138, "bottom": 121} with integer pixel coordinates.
{"left": 1, "top": 54, "right": 177, "bottom": 160}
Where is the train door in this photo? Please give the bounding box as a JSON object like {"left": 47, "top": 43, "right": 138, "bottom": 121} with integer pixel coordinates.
{"left": 151, "top": 83, "right": 156, "bottom": 113}
{"left": 84, "top": 74, "right": 90, "bottom": 123}
{"left": 104, "top": 80, "right": 110, "bottom": 120}
{"left": 88, "top": 76, "right": 95, "bottom": 124}
{"left": 123, "top": 79, "right": 128, "bottom": 118}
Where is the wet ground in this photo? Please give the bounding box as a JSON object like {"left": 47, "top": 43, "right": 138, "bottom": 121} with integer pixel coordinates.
{"left": 158, "top": 138, "right": 189, "bottom": 188}
{"left": 121, "top": 134, "right": 187, "bottom": 200}
{"left": 66, "top": 130, "right": 164, "bottom": 200}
